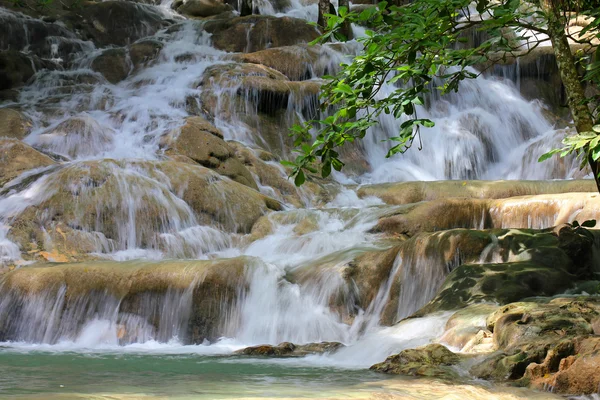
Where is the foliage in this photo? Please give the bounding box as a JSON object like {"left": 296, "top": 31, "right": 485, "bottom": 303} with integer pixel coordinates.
{"left": 286, "top": 0, "right": 600, "bottom": 184}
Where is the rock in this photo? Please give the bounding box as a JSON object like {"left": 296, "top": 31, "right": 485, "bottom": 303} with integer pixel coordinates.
{"left": 228, "top": 142, "right": 306, "bottom": 207}
{"left": 162, "top": 117, "right": 258, "bottom": 189}
{"left": 0, "top": 139, "right": 55, "bottom": 187}
{"left": 91, "top": 48, "right": 131, "bottom": 84}
{"left": 0, "top": 108, "right": 32, "bottom": 140}
{"left": 547, "top": 337, "right": 600, "bottom": 394}
{"left": 469, "top": 297, "right": 600, "bottom": 387}
{"left": 0, "top": 258, "right": 252, "bottom": 343}
{"left": 230, "top": 44, "right": 323, "bottom": 80}
{"left": 439, "top": 304, "right": 498, "bottom": 352}
{"left": 79, "top": 1, "right": 171, "bottom": 47}
{"left": 358, "top": 180, "right": 597, "bottom": 206}
{"left": 236, "top": 341, "right": 343, "bottom": 356}
{"left": 370, "top": 344, "right": 461, "bottom": 379}
{"left": 176, "top": 0, "right": 233, "bottom": 17}
{"left": 372, "top": 192, "right": 600, "bottom": 237}
{"left": 34, "top": 115, "right": 115, "bottom": 159}
{"left": 0, "top": 50, "right": 56, "bottom": 91}
{"left": 129, "top": 39, "right": 164, "bottom": 69}
{"left": 202, "top": 15, "right": 320, "bottom": 53}
{"left": 200, "top": 63, "right": 320, "bottom": 155}
{"left": 6, "top": 160, "right": 280, "bottom": 260}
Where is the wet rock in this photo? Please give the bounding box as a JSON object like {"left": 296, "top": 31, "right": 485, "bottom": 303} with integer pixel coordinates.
{"left": 545, "top": 337, "right": 600, "bottom": 394}
{"left": 469, "top": 298, "right": 600, "bottom": 387}
{"left": 0, "top": 138, "right": 55, "bottom": 187}
{"left": 79, "top": 1, "right": 171, "bottom": 47}
{"left": 0, "top": 258, "right": 252, "bottom": 343}
{"left": 370, "top": 344, "right": 461, "bottom": 379}
{"left": 91, "top": 48, "right": 131, "bottom": 84}
{"left": 162, "top": 117, "right": 258, "bottom": 190}
{"left": 358, "top": 180, "right": 597, "bottom": 206}
{"left": 6, "top": 159, "right": 280, "bottom": 260}
{"left": 236, "top": 341, "right": 344, "bottom": 356}
{"left": 203, "top": 15, "right": 320, "bottom": 53}
{"left": 439, "top": 304, "right": 497, "bottom": 352}
{"left": 0, "top": 50, "right": 59, "bottom": 91}
{"left": 34, "top": 115, "right": 115, "bottom": 159}
{"left": 228, "top": 142, "right": 307, "bottom": 207}
{"left": 129, "top": 39, "right": 164, "bottom": 69}
{"left": 0, "top": 108, "right": 32, "bottom": 140}
{"left": 176, "top": 0, "right": 233, "bottom": 17}
{"left": 373, "top": 192, "right": 600, "bottom": 237}
{"left": 231, "top": 44, "right": 323, "bottom": 80}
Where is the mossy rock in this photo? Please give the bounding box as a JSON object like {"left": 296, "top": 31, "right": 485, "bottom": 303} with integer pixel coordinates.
{"left": 370, "top": 344, "right": 461, "bottom": 379}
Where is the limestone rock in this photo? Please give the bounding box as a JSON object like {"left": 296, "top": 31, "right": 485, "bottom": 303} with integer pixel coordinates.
{"left": 230, "top": 44, "right": 323, "bottom": 80}
{"left": 34, "top": 115, "right": 115, "bottom": 159}
{"left": 162, "top": 117, "right": 258, "bottom": 190}
{"left": 358, "top": 180, "right": 597, "bottom": 206}
{"left": 129, "top": 39, "right": 164, "bottom": 69}
{"left": 91, "top": 48, "right": 131, "bottom": 84}
{"left": 0, "top": 50, "right": 55, "bottom": 91}
{"left": 0, "top": 139, "right": 55, "bottom": 187}
{"left": 0, "top": 108, "right": 32, "bottom": 140}
{"left": 79, "top": 2, "right": 170, "bottom": 47}
{"left": 236, "top": 341, "right": 343, "bottom": 356}
{"left": 203, "top": 15, "right": 320, "bottom": 53}
{"left": 0, "top": 258, "right": 252, "bottom": 343}
{"left": 176, "top": 0, "right": 233, "bottom": 17}
{"left": 370, "top": 344, "right": 461, "bottom": 379}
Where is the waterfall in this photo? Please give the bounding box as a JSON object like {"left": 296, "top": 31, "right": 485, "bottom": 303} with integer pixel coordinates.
{"left": 0, "top": 0, "right": 590, "bottom": 363}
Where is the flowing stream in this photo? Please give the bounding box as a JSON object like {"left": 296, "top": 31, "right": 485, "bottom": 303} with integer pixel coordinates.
{"left": 0, "top": 0, "right": 591, "bottom": 398}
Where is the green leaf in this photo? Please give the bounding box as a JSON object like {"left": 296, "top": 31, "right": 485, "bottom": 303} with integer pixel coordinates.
{"left": 294, "top": 170, "right": 306, "bottom": 186}
{"left": 582, "top": 219, "right": 597, "bottom": 228}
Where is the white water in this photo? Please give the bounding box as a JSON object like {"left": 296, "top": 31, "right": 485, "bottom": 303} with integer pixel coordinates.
{"left": 0, "top": 0, "right": 587, "bottom": 369}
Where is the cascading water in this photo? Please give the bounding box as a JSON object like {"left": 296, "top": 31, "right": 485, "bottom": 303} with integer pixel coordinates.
{"left": 0, "top": 0, "right": 593, "bottom": 389}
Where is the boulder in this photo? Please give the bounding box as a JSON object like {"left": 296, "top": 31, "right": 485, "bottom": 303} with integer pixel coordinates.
{"left": 128, "top": 39, "right": 164, "bottom": 69}
{"left": 470, "top": 297, "right": 600, "bottom": 386}
{"left": 91, "top": 48, "right": 131, "bottom": 84}
{"left": 176, "top": 0, "right": 233, "bottom": 17}
{"left": 34, "top": 115, "right": 115, "bottom": 159}
{"left": 0, "top": 139, "right": 55, "bottom": 187}
{"left": 230, "top": 44, "right": 322, "bottom": 80}
{"left": 0, "top": 108, "right": 32, "bottom": 140}
{"left": 79, "top": 1, "right": 171, "bottom": 47}
{"left": 228, "top": 142, "right": 307, "bottom": 207}
{"left": 416, "top": 226, "right": 596, "bottom": 314}
{"left": 370, "top": 344, "right": 461, "bottom": 379}
{"left": 162, "top": 117, "right": 258, "bottom": 189}
{"left": 0, "top": 50, "right": 57, "bottom": 91}
{"left": 235, "top": 341, "right": 343, "bottom": 356}
{"left": 202, "top": 15, "right": 320, "bottom": 53}
{"left": 6, "top": 160, "right": 280, "bottom": 260}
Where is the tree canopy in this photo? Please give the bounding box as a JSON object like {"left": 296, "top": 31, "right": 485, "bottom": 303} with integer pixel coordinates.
{"left": 288, "top": 0, "right": 600, "bottom": 188}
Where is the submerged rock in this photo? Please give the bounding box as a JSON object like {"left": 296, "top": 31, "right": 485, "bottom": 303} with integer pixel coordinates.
{"left": 370, "top": 344, "right": 461, "bottom": 379}
{"left": 128, "top": 39, "right": 164, "bottom": 70}
{"left": 236, "top": 341, "right": 344, "bottom": 357}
